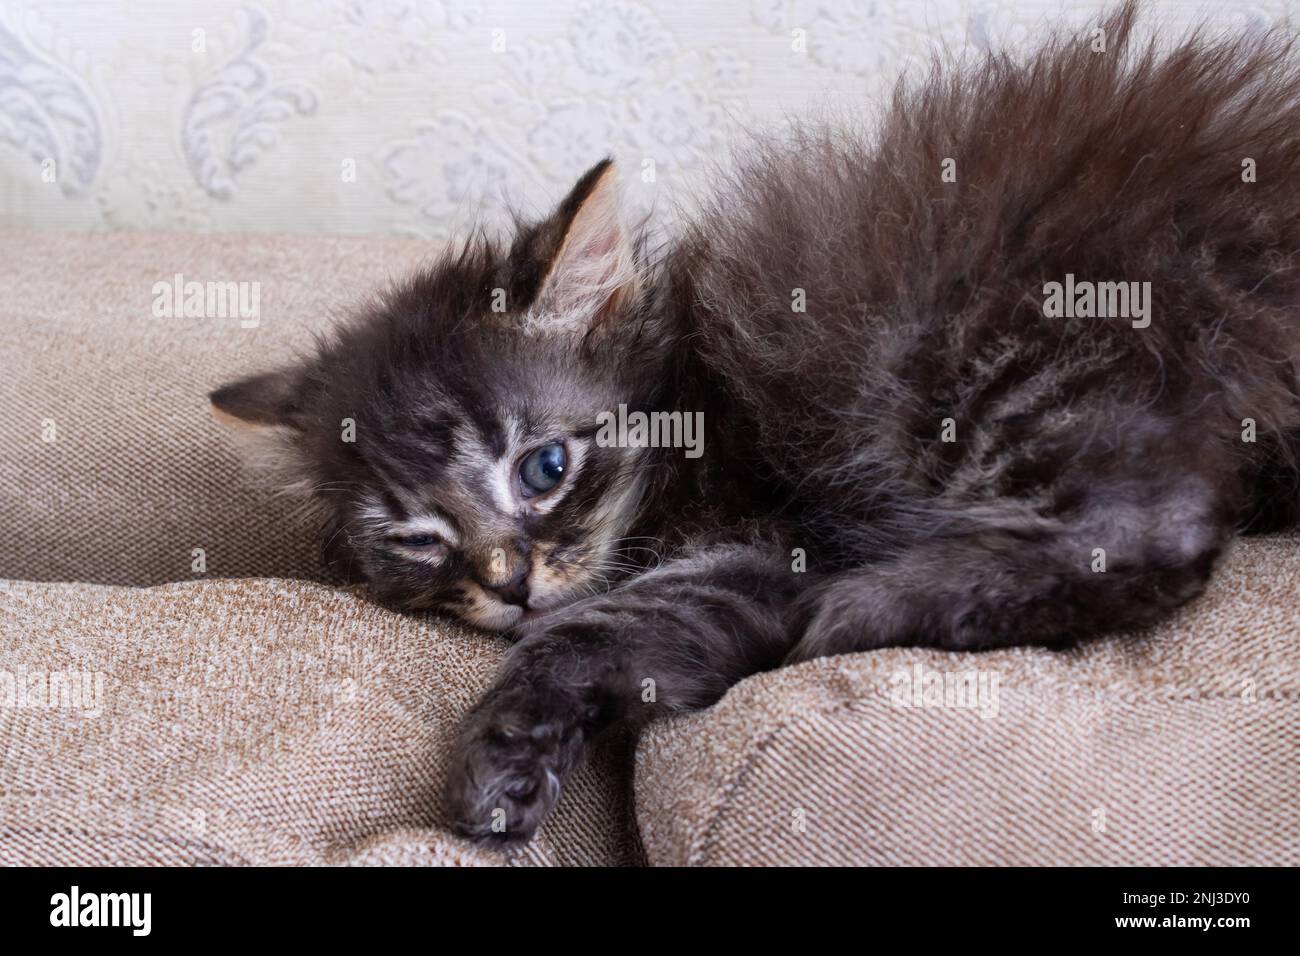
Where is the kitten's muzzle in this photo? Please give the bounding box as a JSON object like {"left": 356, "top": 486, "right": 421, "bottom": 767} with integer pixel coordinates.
{"left": 482, "top": 568, "right": 531, "bottom": 608}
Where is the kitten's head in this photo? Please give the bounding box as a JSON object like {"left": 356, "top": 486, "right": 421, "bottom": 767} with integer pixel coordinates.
{"left": 211, "top": 160, "right": 670, "bottom": 629}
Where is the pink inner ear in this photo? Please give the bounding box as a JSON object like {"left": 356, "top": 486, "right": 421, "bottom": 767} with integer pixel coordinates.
{"left": 582, "top": 222, "right": 619, "bottom": 258}
{"left": 567, "top": 187, "right": 621, "bottom": 267}
{"left": 541, "top": 173, "right": 639, "bottom": 323}
{"left": 581, "top": 229, "right": 622, "bottom": 285}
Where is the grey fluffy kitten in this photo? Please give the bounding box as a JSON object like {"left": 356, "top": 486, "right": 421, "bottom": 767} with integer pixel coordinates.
{"left": 213, "top": 5, "right": 1300, "bottom": 841}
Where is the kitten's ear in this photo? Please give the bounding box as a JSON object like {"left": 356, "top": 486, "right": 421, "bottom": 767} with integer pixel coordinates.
{"left": 209, "top": 367, "right": 304, "bottom": 432}
{"left": 515, "top": 158, "right": 640, "bottom": 329}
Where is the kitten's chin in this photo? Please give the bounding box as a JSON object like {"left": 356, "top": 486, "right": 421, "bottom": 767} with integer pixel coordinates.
{"left": 457, "top": 602, "right": 525, "bottom": 632}
{"left": 457, "top": 601, "right": 558, "bottom": 632}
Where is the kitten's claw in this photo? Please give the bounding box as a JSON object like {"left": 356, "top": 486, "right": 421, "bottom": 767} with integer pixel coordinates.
{"left": 443, "top": 702, "right": 583, "bottom": 844}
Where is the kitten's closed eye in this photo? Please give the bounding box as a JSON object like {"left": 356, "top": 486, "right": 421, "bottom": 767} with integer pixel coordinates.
{"left": 394, "top": 533, "right": 441, "bottom": 548}
{"left": 389, "top": 532, "right": 450, "bottom": 566}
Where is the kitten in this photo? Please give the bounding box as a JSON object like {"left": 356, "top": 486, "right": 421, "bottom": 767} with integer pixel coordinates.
{"left": 212, "top": 4, "right": 1300, "bottom": 843}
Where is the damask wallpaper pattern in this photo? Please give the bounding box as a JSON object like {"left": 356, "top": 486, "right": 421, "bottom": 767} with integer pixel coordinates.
{"left": 0, "top": 0, "right": 1294, "bottom": 236}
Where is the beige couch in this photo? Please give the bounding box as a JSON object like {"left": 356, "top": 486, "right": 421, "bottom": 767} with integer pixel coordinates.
{"left": 2, "top": 230, "right": 1296, "bottom": 866}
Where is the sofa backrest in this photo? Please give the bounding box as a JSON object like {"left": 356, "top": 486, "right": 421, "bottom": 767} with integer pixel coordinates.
{"left": 0, "top": 230, "right": 431, "bottom": 585}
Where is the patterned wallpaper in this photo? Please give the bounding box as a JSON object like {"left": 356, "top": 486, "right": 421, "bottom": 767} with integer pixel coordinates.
{"left": 1, "top": 0, "right": 1294, "bottom": 237}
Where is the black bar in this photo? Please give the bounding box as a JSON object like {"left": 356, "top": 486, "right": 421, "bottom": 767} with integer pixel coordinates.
{"left": 0, "top": 866, "right": 1289, "bottom": 943}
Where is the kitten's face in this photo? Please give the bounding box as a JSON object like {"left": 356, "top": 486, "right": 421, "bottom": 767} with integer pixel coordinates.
{"left": 212, "top": 160, "right": 666, "bottom": 629}
{"left": 325, "top": 364, "right": 649, "bottom": 629}
{"left": 319, "top": 336, "right": 654, "bottom": 629}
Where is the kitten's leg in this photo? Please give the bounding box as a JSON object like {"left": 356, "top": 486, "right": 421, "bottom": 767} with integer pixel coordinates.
{"left": 443, "top": 544, "right": 802, "bottom": 843}
{"left": 790, "top": 473, "right": 1237, "bottom": 660}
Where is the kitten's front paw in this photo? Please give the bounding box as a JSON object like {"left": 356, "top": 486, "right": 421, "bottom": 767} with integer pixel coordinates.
{"left": 443, "top": 700, "right": 584, "bottom": 844}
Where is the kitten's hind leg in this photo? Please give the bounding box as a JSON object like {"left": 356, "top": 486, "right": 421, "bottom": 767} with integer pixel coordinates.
{"left": 789, "top": 473, "right": 1238, "bottom": 660}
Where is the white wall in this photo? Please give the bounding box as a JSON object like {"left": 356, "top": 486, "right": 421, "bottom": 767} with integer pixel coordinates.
{"left": 0, "top": 0, "right": 1292, "bottom": 237}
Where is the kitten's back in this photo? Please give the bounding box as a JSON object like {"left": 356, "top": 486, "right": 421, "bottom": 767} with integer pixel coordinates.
{"left": 677, "top": 2, "right": 1300, "bottom": 559}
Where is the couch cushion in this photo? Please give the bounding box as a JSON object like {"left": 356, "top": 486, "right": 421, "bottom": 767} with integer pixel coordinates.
{"left": 635, "top": 532, "right": 1300, "bottom": 866}
{"left": 0, "top": 577, "right": 638, "bottom": 866}
{"left": 0, "top": 230, "right": 436, "bottom": 585}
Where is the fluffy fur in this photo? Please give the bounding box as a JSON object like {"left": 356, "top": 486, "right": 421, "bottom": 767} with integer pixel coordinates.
{"left": 213, "top": 4, "right": 1300, "bottom": 842}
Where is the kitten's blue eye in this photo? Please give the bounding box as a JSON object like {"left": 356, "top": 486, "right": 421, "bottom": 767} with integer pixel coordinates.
{"left": 519, "top": 442, "right": 567, "bottom": 497}
{"left": 395, "top": 533, "right": 439, "bottom": 548}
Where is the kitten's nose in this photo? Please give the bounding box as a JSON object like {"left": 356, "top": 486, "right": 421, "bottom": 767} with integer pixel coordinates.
{"left": 483, "top": 566, "right": 530, "bottom": 607}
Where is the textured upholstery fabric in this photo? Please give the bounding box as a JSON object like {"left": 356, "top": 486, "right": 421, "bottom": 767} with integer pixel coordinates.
{"left": 635, "top": 532, "right": 1300, "bottom": 866}
{"left": 0, "top": 230, "right": 434, "bottom": 585}
{"left": 0, "top": 577, "right": 639, "bottom": 866}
